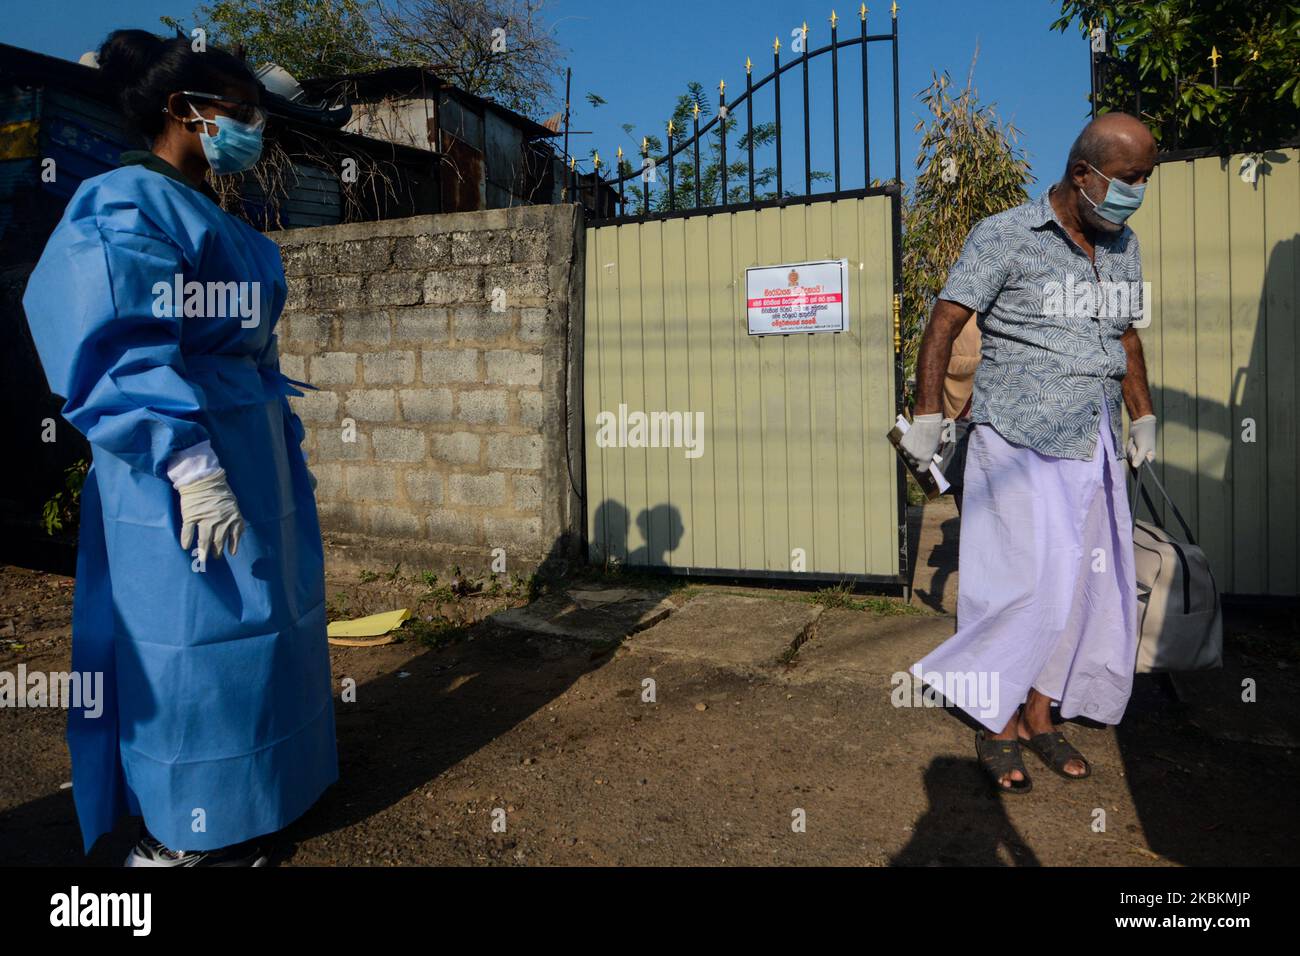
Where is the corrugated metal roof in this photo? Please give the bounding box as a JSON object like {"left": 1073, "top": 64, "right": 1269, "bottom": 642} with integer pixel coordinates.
{"left": 301, "top": 66, "right": 560, "bottom": 141}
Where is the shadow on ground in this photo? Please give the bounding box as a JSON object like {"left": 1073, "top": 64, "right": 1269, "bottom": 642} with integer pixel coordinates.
{"left": 890, "top": 756, "right": 1041, "bottom": 866}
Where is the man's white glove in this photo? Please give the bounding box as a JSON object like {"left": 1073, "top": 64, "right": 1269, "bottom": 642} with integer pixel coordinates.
{"left": 178, "top": 468, "right": 246, "bottom": 561}
{"left": 899, "top": 412, "right": 945, "bottom": 470}
{"left": 1127, "top": 414, "right": 1157, "bottom": 468}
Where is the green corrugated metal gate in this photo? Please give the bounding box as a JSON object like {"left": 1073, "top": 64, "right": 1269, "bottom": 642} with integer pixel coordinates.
{"left": 1129, "top": 146, "right": 1300, "bottom": 597}
{"left": 582, "top": 144, "right": 1299, "bottom": 596}
{"left": 583, "top": 191, "right": 905, "bottom": 585}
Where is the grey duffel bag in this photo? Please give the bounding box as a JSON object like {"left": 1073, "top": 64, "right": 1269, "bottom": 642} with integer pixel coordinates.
{"left": 1130, "top": 461, "right": 1223, "bottom": 673}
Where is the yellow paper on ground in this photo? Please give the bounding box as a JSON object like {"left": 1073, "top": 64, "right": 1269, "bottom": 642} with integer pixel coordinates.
{"left": 327, "top": 608, "right": 411, "bottom": 639}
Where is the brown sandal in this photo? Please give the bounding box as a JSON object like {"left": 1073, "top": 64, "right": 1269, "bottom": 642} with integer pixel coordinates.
{"left": 975, "top": 730, "right": 1032, "bottom": 794}
{"left": 1019, "top": 730, "right": 1091, "bottom": 780}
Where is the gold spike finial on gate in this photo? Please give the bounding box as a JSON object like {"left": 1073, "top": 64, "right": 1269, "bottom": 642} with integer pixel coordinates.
{"left": 1208, "top": 46, "right": 1221, "bottom": 68}
{"left": 719, "top": 78, "right": 726, "bottom": 95}
{"left": 830, "top": 10, "right": 839, "bottom": 29}
{"left": 667, "top": 118, "right": 675, "bottom": 136}
{"left": 593, "top": 151, "right": 600, "bottom": 170}
{"left": 569, "top": 156, "right": 576, "bottom": 170}
{"left": 892, "top": 293, "right": 901, "bottom": 351}
{"left": 774, "top": 36, "right": 781, "bottom": 54}
{"left": 692, "top": 102, "right": 701, "bottom": 120}
{"left": 641, "top": 136, "right": 649, "bottom": 155}
{"left": 801, "top": 21, "right": 809, "bottom": 39}
{"left": 616, "top": 146, "right": 623, "bottom": 161}
{"left": 891, "top": 1, "right": 898, "bottom": 18}
{"left": 746, "top": 56, "right": 752, "bottom": 74}
{"left": 860, "top": 3, "right": 867, "bottom": 20}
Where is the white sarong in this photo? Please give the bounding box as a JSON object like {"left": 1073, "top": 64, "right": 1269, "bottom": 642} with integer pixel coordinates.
{"left": 912, "top": 405, "right": 1138, "bottom": 732}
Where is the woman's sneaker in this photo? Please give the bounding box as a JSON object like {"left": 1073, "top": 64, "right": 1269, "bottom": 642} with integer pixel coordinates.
{"left": 124, "top": 831, "right": 269, "bottom": 867}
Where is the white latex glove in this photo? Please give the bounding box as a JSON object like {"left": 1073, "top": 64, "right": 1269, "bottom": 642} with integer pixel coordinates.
{"left": 1127, "top": 414, "right": 1157, "bottom": 467}
{"left": 165, "top": 439, "right": 222, "bottom": 486}
{"left": 178, "top": 468, "right": 246, "bottom": 561}
{"left": 899, "top": 412, "right": 944, "bottom": 470}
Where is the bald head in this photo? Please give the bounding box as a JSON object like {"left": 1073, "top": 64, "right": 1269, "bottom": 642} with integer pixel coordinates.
{"left": 1065, "top": 112, "right": 1157, "bottom": 178}
{"left": 1061, "top": 112, "right": 1157, "bottom": 235}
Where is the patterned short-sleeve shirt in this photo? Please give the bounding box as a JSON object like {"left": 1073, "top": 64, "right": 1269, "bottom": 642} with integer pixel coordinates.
{"left": 939, "top": 187, "right": 1143, "bottom": 460}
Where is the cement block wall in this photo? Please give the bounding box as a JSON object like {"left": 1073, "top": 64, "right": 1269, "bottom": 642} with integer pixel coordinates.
{"left": 273, "top": 204, "right": 585, "bottom": 578}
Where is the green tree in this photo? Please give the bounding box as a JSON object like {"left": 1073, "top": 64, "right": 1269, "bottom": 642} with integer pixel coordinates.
{"left": 41, "top": 459, "right": 89, "bottom": 537}
{"left": 163, "top": 0, "right": 387, "bottom": 80}
{"left": 165, "top": 0, "right": 562, "bottom": 116}
{"left": 901, "top": 64, "right": 1034, "bottom": 396}
{"left": 1052, "top": 1, "right": 1300, "bottom": 151}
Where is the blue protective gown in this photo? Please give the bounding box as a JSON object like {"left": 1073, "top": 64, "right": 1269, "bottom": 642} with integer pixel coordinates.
{"left": 22, "top": 157, "right": 338, "bottom": 853}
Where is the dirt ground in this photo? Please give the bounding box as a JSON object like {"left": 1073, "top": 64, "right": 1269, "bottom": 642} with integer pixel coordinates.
{"left": 2, "top": 503, "right": 1298, "bottom": 867}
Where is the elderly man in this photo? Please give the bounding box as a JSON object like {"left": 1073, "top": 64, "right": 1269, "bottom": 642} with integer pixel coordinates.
{"left": 900, "top": 112, "right": 1158, "bottom": 793}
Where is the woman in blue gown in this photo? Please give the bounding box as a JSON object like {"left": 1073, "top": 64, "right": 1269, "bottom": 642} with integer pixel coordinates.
{"left": 22, "top": 30, "right": 338, "bottom": 866}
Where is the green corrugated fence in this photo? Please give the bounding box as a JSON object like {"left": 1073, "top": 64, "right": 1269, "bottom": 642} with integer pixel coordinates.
{"left": 1129, "top": 146, "right": 1299, "bottom": 596}
{"left": 584, "top": 194, "right": 903, "bottom": 583}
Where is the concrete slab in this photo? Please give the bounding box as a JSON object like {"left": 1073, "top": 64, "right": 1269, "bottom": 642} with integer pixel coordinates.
{"left": 786, "top": 608, "right": 956, "bottom": 686}
{"left": 567, "top": 588, "right": 650, "bottom": 608}
{"left": 491, "top": 586, "right": 674, "bottom": 643}
{"left": 629, "top": 592, "right": 822, "bottom": 672}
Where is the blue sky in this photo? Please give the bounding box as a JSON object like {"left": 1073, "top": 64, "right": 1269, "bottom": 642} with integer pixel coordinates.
{"left": 8, "top": 0, "right": 1093, "bottom": 191}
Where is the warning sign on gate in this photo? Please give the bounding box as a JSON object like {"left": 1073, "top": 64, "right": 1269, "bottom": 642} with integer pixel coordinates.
{"left": 745, "top": 258, "right": 849, "bottom": 336}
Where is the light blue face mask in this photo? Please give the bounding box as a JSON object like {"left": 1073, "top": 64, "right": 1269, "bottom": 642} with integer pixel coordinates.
{"left": 190, "top": 105, "right": 264, "bottom": 175}
{"left": 1080, "top": 163, "right": 1146, "bottom": 224}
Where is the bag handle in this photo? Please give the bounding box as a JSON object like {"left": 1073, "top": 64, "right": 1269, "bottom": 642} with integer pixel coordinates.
{"left": 1131, "top": 460, "right": 1198, "bottom": 547}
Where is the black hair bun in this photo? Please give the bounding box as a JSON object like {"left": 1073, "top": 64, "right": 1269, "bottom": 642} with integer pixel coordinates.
{"left": 96, "top": 29, "right": 166, "bottom": 96}
{"left": 93, "top": 28, "right": 254, "bottom": 139}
